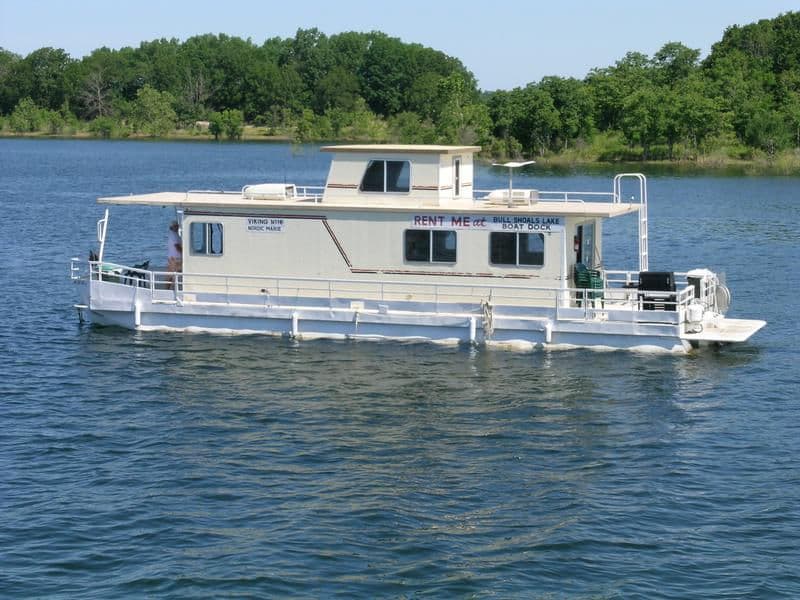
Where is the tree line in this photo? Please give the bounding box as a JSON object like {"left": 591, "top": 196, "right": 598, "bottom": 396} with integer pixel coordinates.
{"left": 1, "top": 11, "right": 799, "bottom": 163}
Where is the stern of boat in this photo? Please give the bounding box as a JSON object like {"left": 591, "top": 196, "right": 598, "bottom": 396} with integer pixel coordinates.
{"left": 677, "top": 268, "right": 766, "bottom": 347}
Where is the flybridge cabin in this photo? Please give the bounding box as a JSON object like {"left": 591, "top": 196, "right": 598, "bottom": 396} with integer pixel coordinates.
{"left": 321, "top": 144, "right": 478, "bottom": 205}
{"left": 70, "top": 144, "right": 765, "bottom": 353}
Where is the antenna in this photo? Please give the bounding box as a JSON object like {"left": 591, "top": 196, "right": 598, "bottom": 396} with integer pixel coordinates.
{"left": 492, "top": 160, "right": 535, "bottom": 207}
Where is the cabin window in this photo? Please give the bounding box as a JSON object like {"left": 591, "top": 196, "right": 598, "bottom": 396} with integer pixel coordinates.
{"left": 453, "top": 157, "right": 461, "bottom": 197}
{"left": 405, "top": 230, "right": 457, "bottom": 263}
{"left": 190, "top": 222, "right": 224, "bottom": 255}
{"left": 360, "top": 160, "right": 410, "bottom": 193}
{"left": 490, "top": 232, "right": 544, "bottom": 266}
{"left": 576, "top": 222, "right": 596, "bottom": 267}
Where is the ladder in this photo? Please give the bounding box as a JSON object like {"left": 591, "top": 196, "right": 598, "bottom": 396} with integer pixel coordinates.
{"left": 613, "top": 174, "right": 648, "bottom": 272}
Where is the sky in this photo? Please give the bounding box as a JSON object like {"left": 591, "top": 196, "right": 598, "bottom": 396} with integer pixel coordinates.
{"left": 1, "top": 0, "right": 797, "bottom": 90}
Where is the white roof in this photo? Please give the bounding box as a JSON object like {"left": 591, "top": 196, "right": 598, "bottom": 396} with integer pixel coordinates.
{"left": 96, "top": 191, "right": 639, "bottom": 218}
{"left": 321, "top": 144, "right": 481, "bottom": 155}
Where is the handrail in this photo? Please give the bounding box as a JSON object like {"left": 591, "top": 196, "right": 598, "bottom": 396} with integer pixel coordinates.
{"left": 184, "top": 185, "right": 327, "bottom": 203}
{"left": 474, "top": 189, "right": 613, "bottom": 204}
{"left": 613, "top": 174, "right": 648, "bottom": 271}
{"left": 92, "top": 262, "right": 696, "bottom": 293}
{"left": 87, "top": 260, "right": 697, "bottom": 321}
{"left": 96, "top": 208, "right": 109, "bottom": 261}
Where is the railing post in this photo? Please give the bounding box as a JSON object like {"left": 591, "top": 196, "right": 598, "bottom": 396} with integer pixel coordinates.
{"left": 583, "top": 290, "right": 588, "bottom": 319}
{"left": 554, "top": 290, "right": 559, "bottom": 320}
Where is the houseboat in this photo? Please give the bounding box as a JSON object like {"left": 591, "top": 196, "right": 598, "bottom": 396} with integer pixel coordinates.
{"left": 70, "top": 144, "right": 765, "bottom": 353}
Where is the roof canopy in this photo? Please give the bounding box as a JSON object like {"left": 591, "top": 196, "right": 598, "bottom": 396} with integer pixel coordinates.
{"left": 95, "top": 191, "right": 638, "bottom": 217}
{"left": 321, "top": 144, "right": 480, "bottom": 155}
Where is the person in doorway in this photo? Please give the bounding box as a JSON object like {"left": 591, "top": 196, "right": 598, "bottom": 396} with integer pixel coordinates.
{"left": 167, "top": 220, "right": 182, "bottom": 288}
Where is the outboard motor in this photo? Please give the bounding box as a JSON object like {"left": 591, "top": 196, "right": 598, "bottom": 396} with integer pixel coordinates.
{"left": 686, "top": 298, "right": 705, "bottom": 333}
{"left": 685, "top": 269, "right": 732, "bottom": 332}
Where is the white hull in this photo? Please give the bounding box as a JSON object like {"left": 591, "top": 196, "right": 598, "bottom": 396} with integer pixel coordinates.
{"left": 79, "top": 279, "right": 717, "bottom": 354}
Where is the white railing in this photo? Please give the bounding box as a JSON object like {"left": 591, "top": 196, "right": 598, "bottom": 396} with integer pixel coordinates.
{"left": 80, "top": 261, "right": 700, "bottom": 325}
{"left": 474, "top": 188, "right": 615, "bottom": 206}
{"left": 184, "top": 185, "right": 326, "bottom": 203}
{"left": 613, "top": 174, "right": 648, "bottom": 271}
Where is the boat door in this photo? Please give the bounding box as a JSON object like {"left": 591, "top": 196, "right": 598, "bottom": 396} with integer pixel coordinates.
{"left": 576, "top": 222, "right": 596, "bottom": 267}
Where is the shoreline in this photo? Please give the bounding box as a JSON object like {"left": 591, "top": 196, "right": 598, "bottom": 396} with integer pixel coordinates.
{"left": 3, "top": 131, "right": 799, "bottom": 175}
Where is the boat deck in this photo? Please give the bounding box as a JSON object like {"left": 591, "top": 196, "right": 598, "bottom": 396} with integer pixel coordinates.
{"left": 681, "top": 318, "right": 766, "bottom": 343}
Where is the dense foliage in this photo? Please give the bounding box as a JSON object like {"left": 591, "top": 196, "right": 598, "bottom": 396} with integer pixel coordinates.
{"left": 1, "top": 12, "right": 798, "bottom": 163}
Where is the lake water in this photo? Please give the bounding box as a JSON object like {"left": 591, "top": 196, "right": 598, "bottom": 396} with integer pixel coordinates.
{"left": 1, "top": 138, "right": 799, "bottom": 598}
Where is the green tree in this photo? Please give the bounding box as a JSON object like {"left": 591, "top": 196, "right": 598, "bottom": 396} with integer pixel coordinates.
{"left": 314, "top": 66, "right": 361, "bottom": 112}
{"left": 221, "top": 108, "right": 244, "bottom": 140}
{"left": 620, "top": 85, "right": 666, "bottom": 159}
{"left": 783, "top": 91, "right": 800, "bottom": 147}
{"left": 405, "top": 72, "right": 442, "bottom": 120}
{"left": 10, "top": 47, "right": 75, "bottom": 111}
{"left": 328, "top": 31, "right": 370, "bottom": 74}
{"left": 3, "top": 14, "right": 800, "bottom": 158}
{"left": 209, "top": 108, "right": 244, "bottom": 140}
{"left": 652, "top": 42, "right": 700, "bottom": 87}
{"left": 432, "top": 73, "right": 489, "bottom": 144}
{"left": 9, "top": 97, "right": 42, "bottom": 132}
{"left": 486, "top": 89, "right": 515, "bottom": 144}
{"left": 88, "top": 115, "right": 120, "bottom": 138}
{"left": 676, "top": 76, "right": 723, "bottom": 153}
{"left": 772, "top": 11, "right": 800, "bottom": 74}
{"left": 286, "top": 28, "right": 334, "bottom": 93}
{"left": 0, "top": 48, "right": 21, "bottom": 113}
{"left": 586, "top": 51, "right": 652, "bottom": 132}
{"left": 138, "top": 38, "right": 182, "bottom": 95}
{"left": 505, "top": 85, "right": 560, "bottom": 156}
{"left": 740, "top": 96, "right": 788, "bottom": 154}
{"left": 359, "top": 33, "right": 408, "bottom": 115}
{"left": 209, "top": 112, "right": 223, "bottom": 140}
{"left": 388, "top": 111, "right": 437, "bottom": 143}
{"left": 539, "top": 76, "right": 595, "bottom": 149}
{"left": 703, "top": 12, "right": 800, "bottom": 152}
{"left": 131, "top": 84, "right": 176, "bottom": 136}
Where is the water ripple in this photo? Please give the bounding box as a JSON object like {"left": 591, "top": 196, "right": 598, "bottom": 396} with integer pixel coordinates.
{"left": 1, "top": 140, "right": 798, "bottom": 598}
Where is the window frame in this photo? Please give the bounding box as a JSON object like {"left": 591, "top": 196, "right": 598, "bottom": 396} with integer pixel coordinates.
{"left": 404, "top": 229, "right": 457, "bottom": 264}
{"left": 359, "top": 159, "right": 411, "bottom": 194}
{"left": 453, "top": 156, "right": 461, "bottom": 197}
{"left": 189, "top": 221, "right": 224, "bottom": 256}
{"left": 489, "top": 231, "right": 545, "bottom": 267}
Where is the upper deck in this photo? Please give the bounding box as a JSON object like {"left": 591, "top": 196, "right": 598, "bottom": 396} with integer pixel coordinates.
{"left": 97, "top": 144, "right": 641, "bottom": 219}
